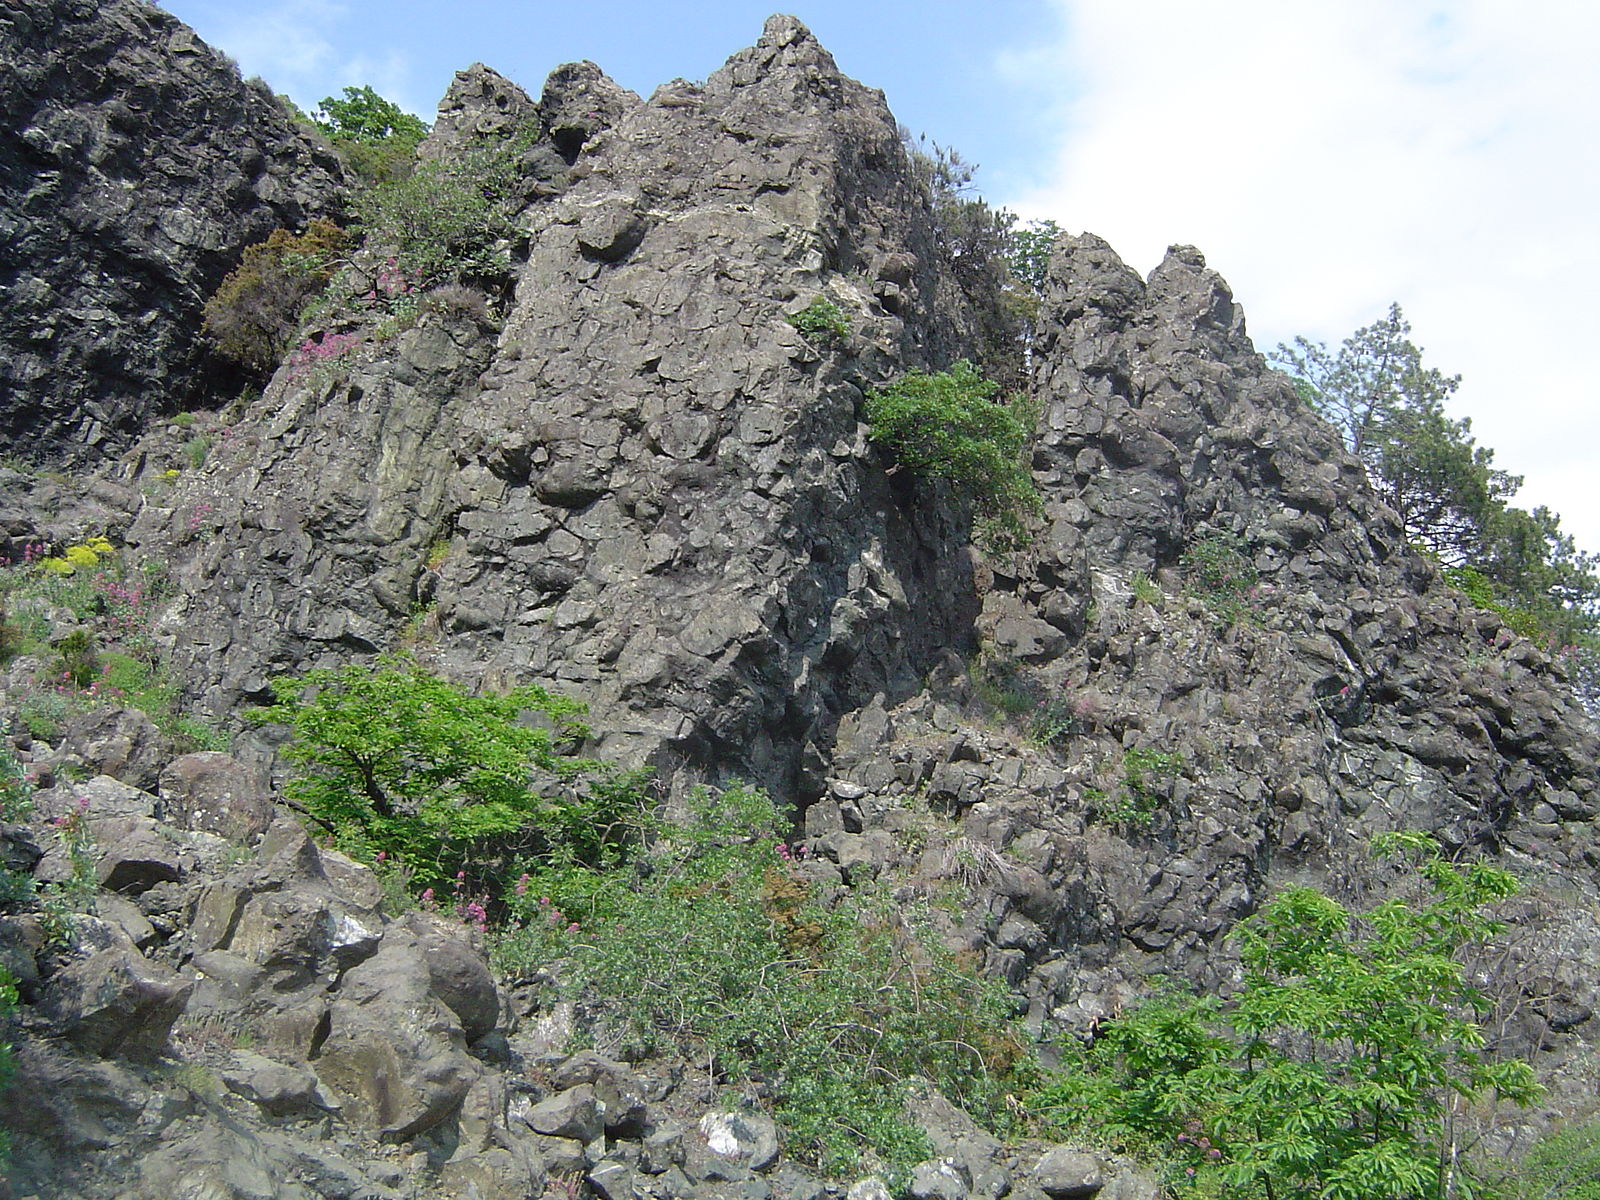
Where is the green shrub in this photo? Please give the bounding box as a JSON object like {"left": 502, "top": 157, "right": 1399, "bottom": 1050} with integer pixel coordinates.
{"left": 1181, "top": 533, "right": 1260, "bottom": 627}
{"left": 865, "top": 360, "right": 1040, "bottom": 551}
{"left": 351, "top": 141, "right": 525, "bottom": 286}
{"left": 182, "top": 434, "right": 213, "bottom": 470}
{"left": 204, "top": 220, "right": 350, "bottom": 372}
{"left": 498, "top": 784, "right": 1032, "bottom": 1180}
{"left": 1035, "top": 833, "right": 1541, "bottom": 1199}
{"left": 313, "top": 85, "right": 429, "bottom": 185}
{"left": 1485, "top": 1115, "right": 1600, "bottom": 1200}
{"left": 786, "top": 297, "right": 849, "bottom": 344}
{"left": 258, "top": 657, "right": 644, "bottom": 899}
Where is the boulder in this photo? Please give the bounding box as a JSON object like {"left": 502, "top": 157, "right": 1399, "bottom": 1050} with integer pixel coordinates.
{"left": 41, "top": 946, "right": 193, "bottom": 1059}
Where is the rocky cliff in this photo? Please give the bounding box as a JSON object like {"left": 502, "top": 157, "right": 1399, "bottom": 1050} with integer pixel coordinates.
{"left": 2, "top": 7, "right": 1598, "bottom": 1200}
{"left": 0, "top": 0, "right": 349, "bottom": 458}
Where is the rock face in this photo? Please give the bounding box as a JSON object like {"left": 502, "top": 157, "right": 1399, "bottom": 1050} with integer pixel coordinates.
{"left": 135, "top": 15, "right": 985, "bottom": 802}
{"left": 0, "top": 0, "right": 349, "bottom": 458}
{"left": 5, "top": 7, "right": 1600, "bottom": 1199}
{"left": 811, "top": 232, "right": 1600, "bottom": 1077}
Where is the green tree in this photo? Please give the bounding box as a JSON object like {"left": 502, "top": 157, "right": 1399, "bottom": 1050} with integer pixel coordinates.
{"left": 313, "top": 85, "right": 429, "bottom": 183}
{"left": 1272, "top": 305, "right": 1517, "bottom": 565}
{"left": 1006, "top": 218, "right": 1062, "bottom": 296}
{"left": 1274, "top": 307, "right": 1600, "bottom": 707}
{"left": 351, "top": 141, "right": 525, "bottom": 286}
{"left": 259, "top": 657, "right": 639, "bottom": 897}
{"left": 865, "top": 360, "right": 1041, "bottom": 551}
{"left": 1036, "top": 833, "right": 1542, "bottom": 1200}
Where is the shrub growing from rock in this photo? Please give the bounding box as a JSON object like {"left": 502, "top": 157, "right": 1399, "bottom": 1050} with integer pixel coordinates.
{"left": 865, "top": 360, "right": 1040, "bottom": 551}
{"left": 497, "top": 783, "right": 1034, "bottom": 1180}
{"left": 259, "top": 657, "right": 646, "bottom": 900}
{"left": 1035, "top": 833, "right": 1541, "bottom": 1199}
{"left": 203, "top": 219, "right": 350, "bottom": 373}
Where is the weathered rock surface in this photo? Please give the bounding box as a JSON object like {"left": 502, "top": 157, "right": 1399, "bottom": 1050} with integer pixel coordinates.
{"left": 0, "top": 0, "right": 349, "bottom": 458}
{"left": 4, "top": 6, "right": 1600, "bottom": 1199}
{"left": 133, "top": 15, "right": 986, "bottom": 805}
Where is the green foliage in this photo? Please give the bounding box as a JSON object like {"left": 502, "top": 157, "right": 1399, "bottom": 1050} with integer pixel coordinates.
{"left": 1272, "top": 306, "right": 1600, "bottom": 706}
{"left": 313, "top": 85, "right": 429, "bottom": 184}
{"left": 0, "top": 748, "right": 30, "bottom": 823}
{"left": 865, "top": 360, "right": 1041, "bottom": 551}
{"left": 1006, "top": 219, "right": 1062, "bottom": 295}
{"left": 0, "top": 963, "right": 15, "bottom": 1162}
{"left": 204, "top": 219, "right": 351, "bottom": 373}
{"left": 259, "top": 658, "right": 644, "bottom": 899}
{"left": 1086, "top": 749, "right": 1181, "bottom": 831}
{"left": 903, "top": 134, "right": 1031, "bottom": 388}
{"left": 352, "top": 136, "right": 527, "bottom": 286}
{"left": 786, "top": 297, "right": 849, "bottom": 344}
{"left": 499, "top": 784, "right": 1032, "bottom": 1180}
{"left": 1129, "top": 571, "right": 1162, "bottom": 606}
{"left": 55, "top": 629, "right": 98, "bottom": 689}
{"left": 1036, "top": 834, "right": 1541, "bottom": 1199}
{"left": 182, "top": 434, "right": 213, "bottom": 470}
{"left": 1484, "top": 1115, "right": 1600, "bottom": 1200}
{"left": 1181, "top": 533, "right": 1260, "bottom": 627}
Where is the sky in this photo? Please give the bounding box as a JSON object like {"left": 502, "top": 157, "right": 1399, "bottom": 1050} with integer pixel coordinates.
{"left": 158, "top": 0, "right": 1600, "bottom": 553}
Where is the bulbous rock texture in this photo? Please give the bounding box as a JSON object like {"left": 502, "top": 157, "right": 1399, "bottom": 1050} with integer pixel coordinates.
{"left": 0, "top": 0, "right": 349, "bottom": 457}
{"left": 139, "top": 16, "right": 989, "bottom": 799}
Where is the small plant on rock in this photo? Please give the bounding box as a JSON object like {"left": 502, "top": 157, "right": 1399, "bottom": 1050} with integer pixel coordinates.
{"left": 865, "top": 360, "right": 1040, "bottom": 552}
{"left": 1181, "top": 532, "right": 1260, "bottom": 627}
{"left": 786, "top": 297, "right": 849, "bottom": 344}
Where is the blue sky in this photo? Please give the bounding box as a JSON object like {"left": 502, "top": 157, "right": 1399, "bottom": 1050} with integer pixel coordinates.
{"left": 158, "top": 0, "right": 1600, "bottom": 553}
{"left": 159, "top": 0, "right": 1069, "bottom": 197}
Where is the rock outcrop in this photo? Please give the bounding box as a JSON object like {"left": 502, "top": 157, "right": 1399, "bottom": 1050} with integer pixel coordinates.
{"left": 2, "top": 6, "right": 1599, "bottom": 1198}
{"left": 132, "top": 16, "right": 987, "bottom": 802}
{"left": 0, "top": 0, "right": 350, "bottom": 458}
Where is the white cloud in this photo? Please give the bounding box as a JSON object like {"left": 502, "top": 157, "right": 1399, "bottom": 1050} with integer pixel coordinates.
{"left": 999, "top": 0, "right": 1600, "bottom": 550}
{"left": 174, "top": 0, "right": 428, "bottom": 120}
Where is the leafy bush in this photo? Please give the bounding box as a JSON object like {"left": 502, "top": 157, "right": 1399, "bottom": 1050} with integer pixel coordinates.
{"left": 259, "top": 658, "right": 645, "bottom": 899}
{"left": 204, "top": 219, "right": 350, "bottom": 373}
{"left": 498, "top": 784, "right": 1032, "bottom": 1180}
{"left": 313, "top": 85, "right": 429, "bottom": 184}
{"left": 1092, "top": 748, "right": 1181, "bottom": 830}
{"left": 351, "top": 141, "right": 526, "bottom": 286}
{"left": 1035, "top": 833, "right": 1541, "bottom": 1199}
{"left": 1484, "top": 1115, "right": 1600, "bottom": 1200}
{"left": 865, "top": 360, "right": 1040, "bottom": 551}
{"left": 786, "top": 297, "right": 849, "bottom": 344}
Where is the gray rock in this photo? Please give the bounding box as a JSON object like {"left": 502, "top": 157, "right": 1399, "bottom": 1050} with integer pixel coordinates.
{"left": 158, "top": 751, "right": 275, "bottom": 844}
{"left": 61, "top": 707, "right": 170, "bottom": 792}
{"left": 911, "top": 1157, "right": 972, "bottom": 1200}
{"left": 525, "top": 1082, "right": 604, "bottom": 1143}
{"left": 551, "top": 1049, "right": 649, "bottom": 1134}
{"left": 312, "top": 928, "right": 482, "bottom": 1140}
{"left": 221, "top": 1049, "right": 337, "bottom": 1116}
{"left": 41, "top": 945, "right": 193, "bottom": 1059}
{"left": 1032, "top": 1147, "right": 1105, "bottom": 1199}
{"left": 0, "top": 0, "right": 349, "bottom": 459}
{"left": 847, "top": 1178, "right": 894, "bottom": 1200}
{"left": 699, "top": 1109, "right": 781, "bottom": 1172}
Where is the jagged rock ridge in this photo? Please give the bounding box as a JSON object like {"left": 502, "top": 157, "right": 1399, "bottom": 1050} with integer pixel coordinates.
{"left": 133, "top": 15, "right": 989, "bottom": 802}
{"left": 0, "top": 6, "right": 1597, "bottom": 1199}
